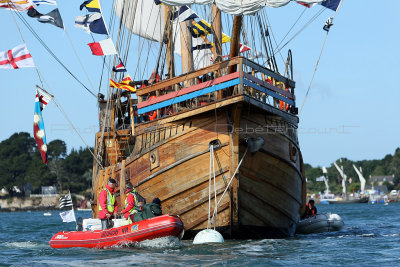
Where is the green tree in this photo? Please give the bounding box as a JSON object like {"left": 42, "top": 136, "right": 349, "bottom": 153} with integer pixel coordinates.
{"left": 47, "top": 140, "right": 67, "bottom": 191}
{"left": 0, "top": 132, "right": 36, "bottom": 194}
{"left": 61, "top": 147, "right": 93, "bottom": 193}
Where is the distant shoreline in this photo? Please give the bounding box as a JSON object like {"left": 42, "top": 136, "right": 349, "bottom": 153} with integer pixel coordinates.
{"left": 0, "top": 195, "right": 73, "bottom": 212}
{"left": 0, "top": 207, "right": 61, "bottom": 212}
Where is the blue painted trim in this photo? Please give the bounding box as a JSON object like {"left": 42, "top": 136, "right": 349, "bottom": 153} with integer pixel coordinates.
{"left": 243, "top": 58, "right": 296, "bottom": 88}
{"left": 138, "top": 78, "right": 240, "bottom": 114}
{"left": 243, "top": 79, "right": 295, "bottom": 106}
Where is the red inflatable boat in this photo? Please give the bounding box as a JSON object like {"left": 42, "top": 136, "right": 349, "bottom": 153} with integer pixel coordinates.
{"left": 49, "top": 215, "right": 184, "bottom": 249}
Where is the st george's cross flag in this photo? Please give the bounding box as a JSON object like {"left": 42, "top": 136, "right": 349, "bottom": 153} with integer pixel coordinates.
{"left": 112, "top": 58, "right": 127, "bottom": 72}
{"left": 88, "top": 38, "right": 117, "bottom": 56}
{"left": 34, "top": 87, "right": 53, "bottom": 164}
{"left": 0, "top": 44, "right": 35, "bottom": 69}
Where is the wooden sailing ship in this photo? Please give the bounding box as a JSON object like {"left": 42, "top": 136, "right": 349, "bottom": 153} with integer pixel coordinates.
{"left": 91, "top": 0, "right": 307, "bottom": 238}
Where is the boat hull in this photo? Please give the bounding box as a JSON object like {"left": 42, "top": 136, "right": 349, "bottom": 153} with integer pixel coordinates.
{"left": 92, "top": 97, "right": 305, "bottom": 239}
{"left": 49, "top": 215, "right": 184, "bottom": 249}
{"left": 327, "top": 197, "right": 369, "bottom": 204}
{"left": 296, "top": 213, "right": 344, "bottom": 234}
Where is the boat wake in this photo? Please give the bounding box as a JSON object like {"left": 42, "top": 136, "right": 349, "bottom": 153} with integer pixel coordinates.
{"left": 109, "top": 236, "right": 181, "bottom": 249}
{"left": 138, "top": 236, "right": 181, "bottom": 248}
{"left": 3, "top": 241, "right": 46, "bottom": 249}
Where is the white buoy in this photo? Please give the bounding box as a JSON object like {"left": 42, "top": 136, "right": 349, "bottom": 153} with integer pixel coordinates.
{"left": 193, "top": 229, "right": 224, "bottom": 244}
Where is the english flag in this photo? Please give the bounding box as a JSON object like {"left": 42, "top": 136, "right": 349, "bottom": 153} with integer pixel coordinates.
{"left": 88, "top": 38, "right": 117, "bottom": 56}
{"left": 0, "top": 43, "right": 35, "bottom": 69}
{"left": 112, "top": 58, "right": 127, "bottom": 73}
{"left": 34, "top": 87, "right": 53, "bottom": 164}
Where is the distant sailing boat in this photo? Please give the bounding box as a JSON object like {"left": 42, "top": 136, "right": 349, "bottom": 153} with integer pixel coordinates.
{"left": 90, "top": 0, "right": 341, "bottom": 238}
{"left": 320, "top": 166, "right": 336, "bottom": 204}
{"left": 330, "top": 160, "right": 368, "bottom": 204}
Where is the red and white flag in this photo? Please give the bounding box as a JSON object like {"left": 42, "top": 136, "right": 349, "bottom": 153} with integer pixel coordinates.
{"left": 0, "top": 0, "right": 33, "bottom": 11}
{"left": 0, "top": 43, "right": 35, "bottom": 69}
{"left": 35, "top": 87, "right": 52, "bottom": 110}
{"left": 88, "top": 38, "right": 117, "bottom": 56}
{"left": 239, "top": 44, "right": 251, "bottom": 53}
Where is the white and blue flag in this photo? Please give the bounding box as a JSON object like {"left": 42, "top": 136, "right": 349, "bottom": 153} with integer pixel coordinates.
{"left": 33, "top": 0, "right": 57, "bottom": 6}
{"left": 75, "top": 13, "right": 107, "bottom": 35}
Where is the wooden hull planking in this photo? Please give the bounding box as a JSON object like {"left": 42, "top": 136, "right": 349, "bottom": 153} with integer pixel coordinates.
{"left": 92, "top": 98, "right": 305, "bottom": 238}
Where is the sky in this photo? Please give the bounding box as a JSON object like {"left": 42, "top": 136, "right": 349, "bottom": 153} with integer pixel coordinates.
{"left": 0, "top": 0, "right": 399, "bottom": 167}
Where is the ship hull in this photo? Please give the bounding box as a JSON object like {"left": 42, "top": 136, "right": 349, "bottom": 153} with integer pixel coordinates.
{"left": 92, "top": 96, "right": 305, "bottom": 239}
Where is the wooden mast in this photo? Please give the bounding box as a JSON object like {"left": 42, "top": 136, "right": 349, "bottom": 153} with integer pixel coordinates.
{"left": 212, "top": 4, "right": 223, "bottom": 99}
{"left": 227, "top": 15, "right": 243, "bottom": 234}
{"left": 228, "top": 15, "right": 242, "bottom": 74}
{"left": 211, "top": 4, "right": 222, "bottom": 63}
{"left": 180, "top": 19, "right": 194, "bottom": 87}
{"left": 227, "top": 15, "right": 243, "bottom": 96}
{"left": 164, "top": 6, "right": 175, "bottom": 79}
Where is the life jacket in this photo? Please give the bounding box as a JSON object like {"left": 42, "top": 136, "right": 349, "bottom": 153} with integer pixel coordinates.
{"left": 98, "top": 187, "right": 115, "bottom": 213}
{"left": 147, "top": 95, "right": 157, "bottom": 121}
{"left": 306, "top": 203, "right": 317, "bottom": 215}
{"left": 278, "top": 82, "right": 291, "bottom": 112}
{"left": 124, "top": 189, "right": 139, "bottom": 215}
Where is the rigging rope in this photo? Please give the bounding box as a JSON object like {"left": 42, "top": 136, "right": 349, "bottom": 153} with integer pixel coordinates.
{"left": 10, "top": 5, "right": 97, "bottom": 98}
{"left": 299, "top": 0, "right": 344, "bottom": 114}
{"left": 274, "top": 6, "right": 308, "bottom": 53}
{"left": 273, "top": 7, "right": 325, "bottom": 57}
{"left": 9, "top": 7, "right": 101, "bottom": 168}
{"left": 63, "top": 28, "right": 96, "bottom": 93}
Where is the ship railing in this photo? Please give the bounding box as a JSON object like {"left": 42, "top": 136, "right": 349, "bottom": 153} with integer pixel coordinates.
{"left": 135, "top": 56, "right": 296, "bottom": 121}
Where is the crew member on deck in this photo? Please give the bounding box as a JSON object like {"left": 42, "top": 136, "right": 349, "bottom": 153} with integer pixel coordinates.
{"left": 302, "top": 199, "right": 317, "bottom": 219}
{"left": 98, "top": 178, "right": 118, "bottom": 230}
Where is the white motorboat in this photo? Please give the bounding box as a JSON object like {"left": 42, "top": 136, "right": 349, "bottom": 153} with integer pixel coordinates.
{"left": 296, "top": 213, "right": 344, "bottom": 234}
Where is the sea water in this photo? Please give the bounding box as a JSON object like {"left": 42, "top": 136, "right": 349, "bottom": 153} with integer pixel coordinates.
{"left": 0, "top": 203, "right": 399, "bottom": 266}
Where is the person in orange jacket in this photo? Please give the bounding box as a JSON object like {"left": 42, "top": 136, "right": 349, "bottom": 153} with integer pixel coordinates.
{"left": 302, "top": 199, "right": 317, "bottom": 219}
{"left": 98, "top": 178, "right": 118, "bottom": 230}
{"left": 119, "top": 182, "right": 143, "bottom": 223}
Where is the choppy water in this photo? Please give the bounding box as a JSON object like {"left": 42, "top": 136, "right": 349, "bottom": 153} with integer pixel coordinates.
{"left": 1, "top": 203, "right": 399, "bottom": 266}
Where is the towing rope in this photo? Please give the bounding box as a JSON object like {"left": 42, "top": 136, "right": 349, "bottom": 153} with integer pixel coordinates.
{"left": 207, "top": 145, "right": 218, "bottom": 229}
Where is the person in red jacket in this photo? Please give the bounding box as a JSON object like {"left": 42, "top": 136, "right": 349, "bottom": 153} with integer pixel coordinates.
{"left": 119, "top": 182, "right": 143, "bottom": 223}
{"left": 98, "top": 178, "right": 118, "bottom": 230}
{"left": 302, "top": 199, "right": 317, "bottom": 219}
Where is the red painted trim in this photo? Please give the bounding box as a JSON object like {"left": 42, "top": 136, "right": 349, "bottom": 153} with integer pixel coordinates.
{"left": 138, "top": 72, "right": 240, "bottom": 109}
{"left": 243, "top": 72, "right": 295, "bottom": 100}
